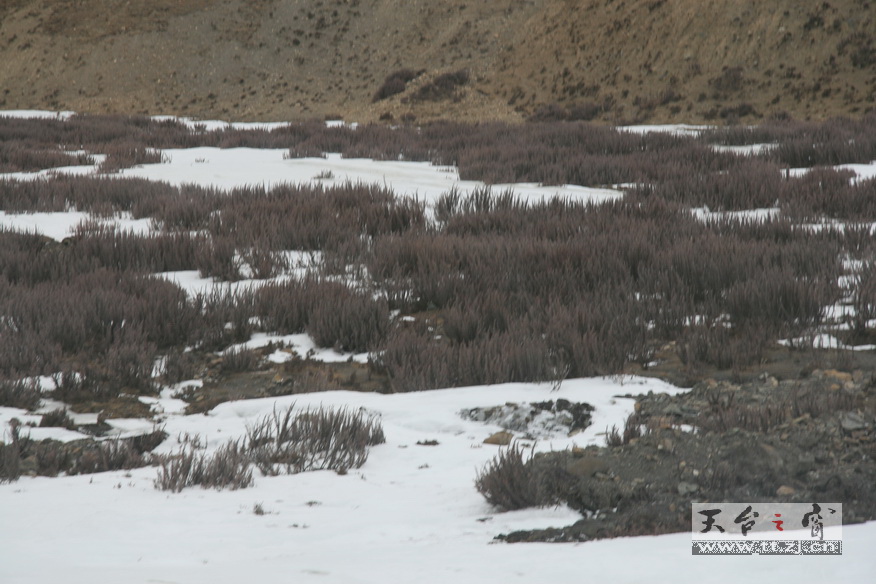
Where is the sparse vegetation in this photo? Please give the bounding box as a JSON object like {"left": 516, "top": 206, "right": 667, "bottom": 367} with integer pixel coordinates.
{"left": 408, "top": 70, "right": 469, "bottom": 102}
{"left": 4, "top": 114, "right": 876, "bottom": 401}
{"left": 373, "top": 68, "right": 421, "bottom": 102}
{"left": 246, "top": 404, "right": 385, "bottom": 476}
{"left": 151, "top": 404, "right": 384, "bottom": 491}
{"left": 475, "top": 442, "right": 545, "bottom": 511}
{"left": 154, "top": 439, "right": 254, "bottom": 492}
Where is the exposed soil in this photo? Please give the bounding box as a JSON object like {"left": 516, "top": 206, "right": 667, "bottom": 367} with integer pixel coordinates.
{"left": 626, "top": 337, "right": 876, "bottom": 389}
{"left": 496, "top": 367, "right": 876, "bottom": 542}
{"left": 180, "top": 351, "right": 390, "bottom": 415}
{"left": 0, "top": 0, "right": 873, "bottom": 124}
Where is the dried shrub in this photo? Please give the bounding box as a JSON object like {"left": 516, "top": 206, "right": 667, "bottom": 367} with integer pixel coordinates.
{"left": 0, "top": 419, "right": 25, "bottom": 482}
{"left": 33, "top": 440, "right": 72, "bottom": 477}
{"left": 605, "top": 413, "right": 648, "bottom": 447}
{"left": 4, "top": 113, "right": 875, "bottom": 405}
{"left": 0, "top": 378, "right": 42, "bottom": 410}
{"left": 221, "top": 345, "right": 262, "bottom": 374}
{"left": 849, "top": 261, "right": 876, "bottom": 342}
{"left": 67, "top": 224, "right": 210, "bottom": 274}
{"left": 306, "top": 283, "right": 389, "bottom": 353}
{"left": 628, "top": 158, "right": 781, "bottom": 210}
{"left": 475, "top": 442, "right": 549, "bottom": 511}
{"left": 373, "top": 68, "right": 421, "bottom": 102}
{"left": 159, "top": 348, "right": 201, "bottom": 384}
{"left": 71, "top": 437, "right": 146, "bottom": 475}
{"left": 98, "top": 143, "right": 165, "bottom": 173}
{"left": 247, "top": 404, "right": 385, "bottom": 476}
{"left": 127, "top": 428, "right": 168, "bottom": 454}
{"left": 764, "top": 114, "right": 876, "bottom": 168}
{"left": 154, "top": 439, "right": 253, "bottom": 492}
{"left": 241, "top": 244, "right": 288, "bottom": 279}
{"left": 0, "top": 175, "right": 181, "bottom": 216}
{"left": 839, "top": 32, "right": 876, "bottom": 69}
{"left": 409, "top": 70, "right": 469, "bottom": 102}
{"left": 528, "top": 103, "right": 570, "bottom": 123}
{"left": 38, "top": 408, "right": 75, "bottom": 429}
{"left": 194, "top": 288, "right": 256, "bottom": 351}
{"left": 710, "top": 66, "right": 745, "bottom": 94}
{"left": 0, "top": 142, "right": 94, "bottom": 173}
{"left": 103, "top": 325, "right": 159, "bottom": 392}
{"left": 195, "top": 234, "right": 242, "bottom": 281}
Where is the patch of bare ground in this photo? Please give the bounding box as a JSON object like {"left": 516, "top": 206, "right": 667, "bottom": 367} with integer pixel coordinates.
{"left": 0, "top": 0, "right": 872, "bottom": 123}
{"left": 494, "top": 367, "right": 876, "bottom": 543}
{"left": 180, "top": 353, "right": 389, "bottom": 415}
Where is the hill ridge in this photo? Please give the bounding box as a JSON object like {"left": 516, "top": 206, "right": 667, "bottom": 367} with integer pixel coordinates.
{"left": 0, "top": 0, "right": 873, "bottom": 123}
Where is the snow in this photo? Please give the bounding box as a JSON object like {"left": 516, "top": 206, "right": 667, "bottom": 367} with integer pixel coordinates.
{"left": 0, "top": 210, "right": 91, "bottom": 240}
{"left": 619, "top": 124, "right": 711, "bottom": 136}
{"left": 789, "top": 161, "right": 876, "bottom": 181}
{"left": 113, "top": 148, "right": 621, "bottom": 207}
{"left": 2, "top": 376, "right": 873, "bottom": 583}
{"left": 0, "top": 109, "right": 75, "bottom": 120}
{"left": 778, "top": 333, "right": 876, "bottom": 352}
{"left": 712, "top": 143, "right": 777, "bottom": 156}
{"left": 150, "top": 115, "right": 293, "bottom": 133}
{"left": 223, "top": 332, "right": 370, "bottom": 365}
{"left": 691, "top": 206, "right": 780, "bottom": 223}
{"left": 0, "top": 210, "right": 154, "bottom": 241}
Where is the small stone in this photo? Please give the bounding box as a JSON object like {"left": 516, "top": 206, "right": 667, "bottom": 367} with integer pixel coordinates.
{"left": 677, "top": 481, "right": 699, "bottom": 495}
{"left": 776, "top": 485, "right": 796, "bottom": 496}
{"left": 664, "top": 404, "right": 684, "bottom": 417}
{"left": 840, "top": 412, "right": 869, "bottom": 432}
{"left": 823, "top": 369, "right": 853, "bottom": 384}
{"left": 483, "top": 431, "right": 514, "bottom": 446}
{"left": 567, "top": 457, "right": 609, "bottom": 478}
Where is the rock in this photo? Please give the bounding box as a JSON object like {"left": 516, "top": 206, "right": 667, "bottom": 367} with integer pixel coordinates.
{"left": 566, "top": 457, "right": 609, "bottom": 478}
{"left": 677, "top": 481, "right": 699, "bottom": 495}
{"left": 664, "top": 404, "right": 685, "bottom": 417}
{"left": 776, "top": 485, "right": 796, "bottom": 496}
{"left": 822, "top": 369, "right": 853, "bottom": 384}
{"left": 483, "top": 431, "right": 514, "bottom": 446}
{"left": 840, "top": 412, "right": 869, "bottom": 432}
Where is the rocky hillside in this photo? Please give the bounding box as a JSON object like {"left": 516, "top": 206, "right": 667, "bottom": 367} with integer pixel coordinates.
{"left": 0, "top": 0, "right": 873, "bottom": 123}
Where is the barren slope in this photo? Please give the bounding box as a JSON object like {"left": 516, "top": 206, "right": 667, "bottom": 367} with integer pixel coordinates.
{"left": 0, "top": 0, "right": 873, "bottom": 123}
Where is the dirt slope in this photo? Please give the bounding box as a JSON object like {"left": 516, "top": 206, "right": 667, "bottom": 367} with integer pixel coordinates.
{"left": 0, "top": 0, "right": 873, "bottom": 123}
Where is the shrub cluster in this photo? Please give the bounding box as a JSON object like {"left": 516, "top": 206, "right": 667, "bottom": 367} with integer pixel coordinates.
{"left": 2, "top": 113, "right": 874, "bottom": 403}
{"left": 474, "top": 443, "right": 544, "bottom": 511}
{"left": 0, "top": 419, "right": 25, "bottom": 482}
{"left": 408, "top": 70, "right": 470, "bottom": 102}
{"left": 373, "top": 68, "right": 422, "bottom": 102}
{"left": 369, "top": 192, "right": 839, "bottom": 389}
{"left": 474, "top": 443, "right": 571, "bottom": 511}
{"left": 153, "top": 404, "right": 384, "bottom": 491}
{"left": 154, "top": 440, "right": 253, "bottom": 492}
{"left": 699, "top": 114, "right": 876, "bottom": 168}
{"left": 0, "top": 425, "right": 166, "bottom": 481}
{"left": 0, "top": 378, "right": 42, "bottom": 409}
{"left": 246, "top": 404, "right": 385, "bottom": 476}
